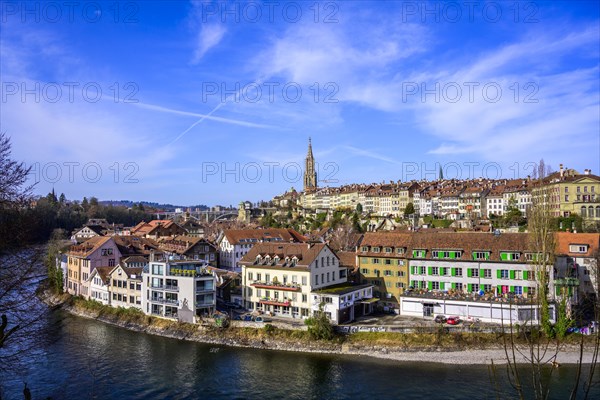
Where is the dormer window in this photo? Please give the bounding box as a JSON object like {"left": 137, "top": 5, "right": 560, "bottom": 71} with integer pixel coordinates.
{"left": 274, "top": 256, "right": 280, "bottom": 264}
{"left": 361, "top": 246, "right": 369, "bottom": 252}
{"left": 255, "top": 255, "right": 262, "bottom": 264}
{"left": 569, "top": 244, "right": 589, "bottom": 253}
{"left": 372, "top": 247, "right": 380, "bottom": 253}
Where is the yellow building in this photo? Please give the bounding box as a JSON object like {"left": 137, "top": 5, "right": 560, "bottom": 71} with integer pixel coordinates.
{"left": 356, "top": 232, "right": 410, "bottom": 311}
{"left": 533, "top": 165, "right": 600, "bottom": 221}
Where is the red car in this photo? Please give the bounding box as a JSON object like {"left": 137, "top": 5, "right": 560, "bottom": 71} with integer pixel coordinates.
{"left": 446, "top": 316, "right": 461, "bottom": 325}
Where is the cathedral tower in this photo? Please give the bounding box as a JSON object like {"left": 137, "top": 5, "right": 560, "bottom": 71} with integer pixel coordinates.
{"left": 303, "top": 138, "right": 317, "bottom": 193}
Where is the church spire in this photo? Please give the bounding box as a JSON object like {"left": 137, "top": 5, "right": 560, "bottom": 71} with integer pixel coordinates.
{"left": 304, "top": 138, "right": 317, "bottom": 193}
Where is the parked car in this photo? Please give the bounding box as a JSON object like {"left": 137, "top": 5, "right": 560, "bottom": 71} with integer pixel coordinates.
{"left": 434, "top": 315, "right": 447, "bottom": 324}
{"left": 446, "top": 316, "right": 461, "bottom": 325}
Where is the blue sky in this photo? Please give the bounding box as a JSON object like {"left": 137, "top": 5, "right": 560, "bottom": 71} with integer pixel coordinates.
{"left": 1, "top": 1, "right": 599, "bottom": 206}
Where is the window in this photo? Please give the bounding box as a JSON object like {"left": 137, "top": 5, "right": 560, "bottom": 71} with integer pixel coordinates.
{"left": 396, "top": 282, "right": 405, "bottom": 288}
{"left": 361, "top": 268, "right": 368, "bottom": 274}
{"left": 499, "top": 270, "right": 509, "bottom": 279}
{"left": 248, "top": 272, "right": 253, "bottom": 281}
{"left": 385, "top": 247, "right": 392, "bottom": 253}
{"left": 565, "top": 187, "right": 568, "bottom": 193}
{"left": 431, "top": 281, "right": 440, "bottom": 290}
{"left": 472, "top": 252, "right": 490, "bottom": 260}
{"left": 569, "top": 244, "right": 588, "bottom": 253}
{"left": 151, "top": 264, "right": 164, "bottom": 275}
{"left": 565, "top": 195, "right": 569, "bottom": 202}
{"left": 413, "top": 250, "right": 426, "bottom": 258}
{"left": 372, "top": 247, "right": 380, "bottom": 253}
{"left": 384, "top": 270, "right": 392, "bottom": 276}
{"left": 265, "top": 274, "right": 270, "bottom": 282}
{"left": 431, "top": 267, "right": 439, "bottom": 276}
{"left": 514, "top": 286, "right": 523, "bottom": 295}
{"left": 483, "top": 284, "right": 492, "bottom": 292}
{"left": 361, "top": 246, "right": 369, "bottom": 252}
{"left": 302, "top": 294, "right": 308, "bottom": 303}
{"left": 372, "top": 258, "right": 380, "bottom": 264}
{"left": 396, "top": 247, "right": 405, "bottom": 254}
{"left": 315, "top": 275, "right": 319, "bottom": 285}
{"left": 397, "top": 271, "right": 404, "bottom": 277}
{"left": 302, "top": 276, "right": 307, "bottom": 285}
{"left": 467, "top": 268, "right": 479, "bottom": 278}
{"left": 384, "top": 259, "right": 392, "bottom": 265}
{"left": 419, "top": 266, "right": 426, "bottom": 275}
{"left": 483, "top": 269, "right": 492, "bottom": 278}
{"left": 454, "top": 268, "right": 463, "bottom": 277}
{"left": 500, "top": 252, "right": 520, "bottom": 261}
{"left": 326, "top": 272, "right": 330, "bottom": 282}
{"left": 315, "top": 259, "right": 319, "bottom": 268}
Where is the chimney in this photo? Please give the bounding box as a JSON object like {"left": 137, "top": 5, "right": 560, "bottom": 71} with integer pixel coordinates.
{"left": 584, "top": 169, "right": 591, "bottom": 175}
{"left": 559, "top": 164, "right": 564, "bottom": 177}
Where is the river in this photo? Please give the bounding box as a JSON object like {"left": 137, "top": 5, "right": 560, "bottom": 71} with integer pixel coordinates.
{"left": 1, "top": 308, "right": 599, "bottom": 400}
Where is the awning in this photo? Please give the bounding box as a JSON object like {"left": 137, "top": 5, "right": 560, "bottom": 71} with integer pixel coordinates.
{"left": 360, "top": 298, "right": 380, "bottom": 304}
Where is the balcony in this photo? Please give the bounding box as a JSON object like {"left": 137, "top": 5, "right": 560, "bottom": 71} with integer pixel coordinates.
{"left": 259, "top": 297, "right": 291, "bottom": 307}
{"left": 196, "top": 286, "right": 214, "bottom": 293}
{"left": 554, "top": 277, "right": 580, "bottom": 287}
{"left": 251, "top": 281, "right": 301, "bottom": 292}
{"left": 150, "top": 298, "right": 180, "bottom": 306}
{"left": 150, "top": 284, "right": 179, "bottom": 292}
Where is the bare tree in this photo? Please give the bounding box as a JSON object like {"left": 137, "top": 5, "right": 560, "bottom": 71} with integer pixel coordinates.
{"left": 493, "top": 160, "right": 562, "bottom": 399}
{"left": 328, "top": 222, "right": 357, "bottom": 252}
{"left": 0, "top": 134, "right": 60, "bottom": 395}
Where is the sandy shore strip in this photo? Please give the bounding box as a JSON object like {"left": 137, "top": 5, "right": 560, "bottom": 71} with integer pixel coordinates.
{"left": 344, "top": 347, "right": 597, "bottom": 365}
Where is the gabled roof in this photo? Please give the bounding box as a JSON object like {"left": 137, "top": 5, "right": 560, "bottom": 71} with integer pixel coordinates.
{"left": 68, "top": 236, "right": 113, "bottom": 258}
{"left": 239, "top": 243, "right": 335, "bottom": 269}
{"left": 89, "top": 266, "right": 113, "bottom": 284}
{"left": 555, "top": 232, "right": 599, "bottom": 257}
{"left": 222, "top": 228, "right": 306, "bottom": 245}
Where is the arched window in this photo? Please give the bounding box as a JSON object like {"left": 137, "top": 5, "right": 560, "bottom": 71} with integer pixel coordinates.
{"left": 589, "top": 207, "right": 594, "bottom": 218}
{"left": 581, "top": 206, "right": 587, "bottom": 217}
{"left": 596, "top": 206, "right": 600, "bottom": 218}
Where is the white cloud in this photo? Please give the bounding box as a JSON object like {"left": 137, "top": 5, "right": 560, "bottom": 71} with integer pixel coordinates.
{"left": 191, "top": 23, "right": 226, "bottom": 63}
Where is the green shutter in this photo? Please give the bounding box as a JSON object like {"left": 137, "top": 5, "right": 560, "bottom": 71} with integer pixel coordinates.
{"left": 510, "top": 270, "right": 516, "bottom": 280}
{"left": 523, "top": 271, "right": 528, "bottom": 280}
{"left": 468, "top": 283, "right": 473, "bottom": 292}
{"left": 451, "top": 268, "right": 457, "bottom": 276}
{"left": 497, "top": 270, "right": 502, "bottom": 279}
{"left": 452, "top": 282, "right": 457, "bottom": 289}
{"left": 485, "top": 253, "right": 490, "bottom": 260}
{"left": 440, "top": 282, "right": 445, "bottom": 290}
{"left": 501, "top": 253, "right": 508, "bottom": 261}
{"left": 555, "top": 286, "right": 560, "bottom": 296}
{"left": 510, "top": 286, "right": 515, "bottom": 292}
{"left": 428, "top": 281, "right": 433, "bottom": 290}
{"left": 428, "top": 267, "right": 433, "bottom": 275}
{"left": 497, "top": 286, "right": 502, "bottom": 294}
{"left": 441, "top": 267, "right": 446, "bottom": 276}
{"left": 467, "top": 268, "right": 473, "bottom": 277}
{"left": 523, "top": 287, "right": 529, "bottom": 293}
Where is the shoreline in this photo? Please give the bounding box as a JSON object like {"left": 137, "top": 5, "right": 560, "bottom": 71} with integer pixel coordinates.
{"left": 41, "top": 291, "right": 598, "bottom": 366}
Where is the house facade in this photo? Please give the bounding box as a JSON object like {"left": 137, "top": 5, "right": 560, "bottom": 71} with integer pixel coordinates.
{"left": 240, "top": 243, "right": 347, "bottom": 319}
{"left": 311, "top": 284, "right": 375, "bottom": 324}
{"left": 141, "top": 255, "right": 216, "bottom": 322}
{"left": 66, "top": 236, "right": 121, "bottom": 298}
{"left": 109, "top": 265, "right": 143, "bottom": 309}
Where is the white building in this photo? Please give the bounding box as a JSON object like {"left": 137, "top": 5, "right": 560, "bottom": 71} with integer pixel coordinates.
{"left": 217, "top": 228, "right": 305, "bottom": 271}
{"left": 239, "top": 242, "right": 348, "bottom": 319}
{"left": 141, "top": 255, "right": 216, "bottom": 322}
{"left": 311, "top": 284, "right": 375, "bottom": 324}
{"left": 89, "top": 266, "right": 112, "bottom": 306}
